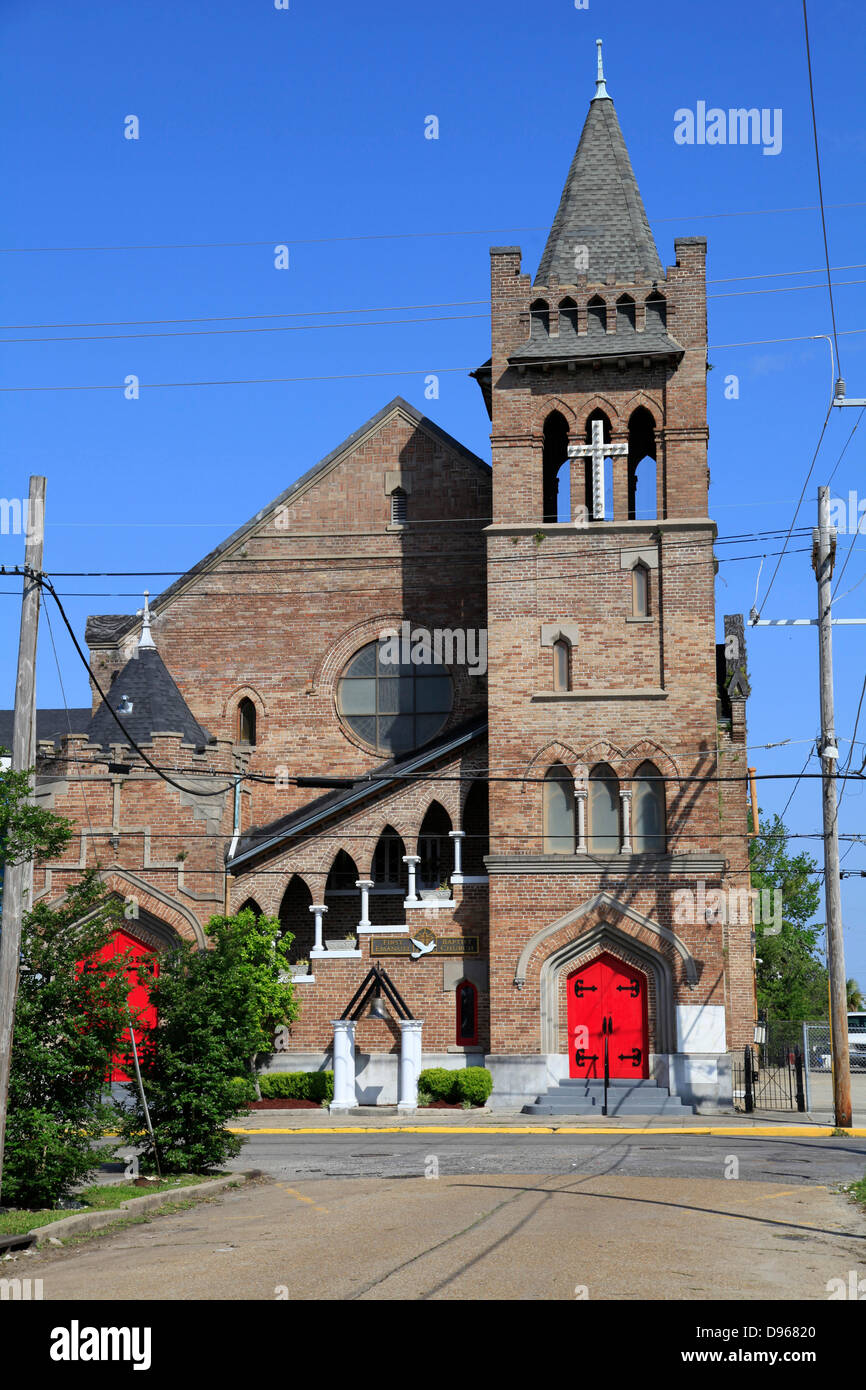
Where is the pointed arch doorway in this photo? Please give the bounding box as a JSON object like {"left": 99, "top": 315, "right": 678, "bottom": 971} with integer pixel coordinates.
{"left": 567, "top": 952, "right": 648, "bottom": 1079}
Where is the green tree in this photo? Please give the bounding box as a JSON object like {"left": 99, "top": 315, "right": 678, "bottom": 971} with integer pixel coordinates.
{"left": 118, "top": 908, "right": 298, "bottom": 1173}
{"left": 847, "top": 979, "right": 865, "bottom": 1011}
{"left": 750, "top": 812, "right": 825, "bottom": 1019}
{"left": 0, "top": 756, "right": 73, "bottom": 910}
{"left": 3, "top": 874, "right": 131, "bottom": 1208}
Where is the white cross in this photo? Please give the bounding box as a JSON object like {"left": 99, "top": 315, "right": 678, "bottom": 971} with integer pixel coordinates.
{"left": 568, "top": 420, "right": 628, "bottom": 520}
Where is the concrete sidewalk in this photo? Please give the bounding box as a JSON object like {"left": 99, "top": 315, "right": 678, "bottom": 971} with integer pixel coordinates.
{"left": 229, "top": 1106, "right": 866, "bottom": 1135}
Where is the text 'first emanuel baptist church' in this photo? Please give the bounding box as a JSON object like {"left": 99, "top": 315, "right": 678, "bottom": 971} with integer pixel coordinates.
{"left": 7, "top": 44, "right": 755, "bottom": 1112}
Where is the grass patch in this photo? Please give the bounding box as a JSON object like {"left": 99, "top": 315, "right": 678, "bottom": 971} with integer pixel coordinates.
{"left": 847, "top": 1175, "right": 866, "bottom": 1209}
{"left": 0, "top": 1174, "right": 207, "bottom": 1237}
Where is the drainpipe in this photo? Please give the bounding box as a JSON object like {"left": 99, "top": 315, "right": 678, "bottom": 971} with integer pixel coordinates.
{"left": 224, "top": 774, "right": 243, "bottom": 915}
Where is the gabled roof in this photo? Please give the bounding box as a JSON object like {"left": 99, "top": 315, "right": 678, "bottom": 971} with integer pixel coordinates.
{"left": 535, "top": 92, "right": 664, "bottom": 288}
{"left": 88, "top": 647, "right": 213, "bottom": 750}
{"left": 85, "top": 397, "right": 490, "bottom": 650}
{"left": 228, "top": 715, "right": 487, "bottom": 871}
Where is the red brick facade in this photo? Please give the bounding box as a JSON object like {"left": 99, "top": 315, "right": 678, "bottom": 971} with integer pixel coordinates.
{"left": 28, "top": 77, "right": 755, "bottom": 1103}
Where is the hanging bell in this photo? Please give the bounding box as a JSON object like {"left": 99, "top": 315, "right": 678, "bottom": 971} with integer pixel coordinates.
{"left": 368, "top": 989, "right": 388, "bottom": 1021}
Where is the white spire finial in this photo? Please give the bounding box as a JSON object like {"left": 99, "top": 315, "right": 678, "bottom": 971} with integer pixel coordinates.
{"left": 138, "top": 590, "right": 156, "bottom": 649}
{"left": 593, "top": 38, "right": 609, "bottom": 100}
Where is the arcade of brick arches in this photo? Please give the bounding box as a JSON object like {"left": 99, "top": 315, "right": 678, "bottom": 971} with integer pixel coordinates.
{"left": 18, "top": 46, "right": 753, "bottom": 1113}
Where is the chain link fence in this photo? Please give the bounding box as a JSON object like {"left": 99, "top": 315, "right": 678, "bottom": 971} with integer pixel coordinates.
{"left": 732, "top": 1017, "right": 866, "bottom": 1112}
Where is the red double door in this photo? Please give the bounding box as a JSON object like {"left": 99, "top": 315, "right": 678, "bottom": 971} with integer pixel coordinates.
{"left": 567, "top": 953, "right": 649, "bottom": 1079}
{"left": 91, "top": 928, "right": 159, "bottom": 1082}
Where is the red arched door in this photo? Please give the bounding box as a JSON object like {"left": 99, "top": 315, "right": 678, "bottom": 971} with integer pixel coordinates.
{"left": 93, "top": 928, "right": 159, "bottom": 1082}
{"left": 567, "top": 953, "right": 648, "bottom": 1079}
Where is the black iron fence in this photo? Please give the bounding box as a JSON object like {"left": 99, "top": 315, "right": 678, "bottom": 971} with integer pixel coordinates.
{"left": 732, "top": 1044, "right": 807, "bottom": 1113}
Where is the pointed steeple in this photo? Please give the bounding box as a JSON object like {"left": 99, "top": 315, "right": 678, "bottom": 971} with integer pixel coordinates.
{"left": 535, "top": 41, "right": 663, "bottom": 286}
{"left": 88, "top": 645, "right": 213, "bottom": 751}
{"left": 137, "top": 590, "right": 156, "bottom": 650}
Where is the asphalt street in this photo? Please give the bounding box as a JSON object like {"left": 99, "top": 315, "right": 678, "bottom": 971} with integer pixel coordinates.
{"left": 226, "top": 1131, "right": 866, "bottom": 1185}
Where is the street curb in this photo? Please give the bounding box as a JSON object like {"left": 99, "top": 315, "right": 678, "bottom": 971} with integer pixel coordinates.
{"left": 227, "top": 1124, "right": 866, "bottom": 1137}
{"left": 25, "top": 1169, "right": 260, "bottom": 1247}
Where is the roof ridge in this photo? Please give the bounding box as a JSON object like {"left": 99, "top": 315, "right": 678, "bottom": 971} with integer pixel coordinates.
{"left": 88, "top": 398, "right": 488, "bottom": 646}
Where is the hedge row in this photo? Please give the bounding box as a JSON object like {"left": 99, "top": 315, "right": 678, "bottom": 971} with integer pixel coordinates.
{"left": 257, "top": 1071, "right": 334, "bottom": 1103}
{"left": 418, "top": 1066, "right": 493, "bottom": 1106}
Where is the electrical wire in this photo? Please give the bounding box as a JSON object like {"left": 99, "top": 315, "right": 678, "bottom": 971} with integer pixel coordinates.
{"left": 802, "top": 0, "right": 842, "bottom": 374}
{"left": 39, "top": 574, "right": 236, "bottom": 799}
{"left": 3, "top": 199, "right": 866, "bottom": 255}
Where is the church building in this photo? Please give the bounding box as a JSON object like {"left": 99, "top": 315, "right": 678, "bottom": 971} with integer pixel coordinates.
{"left": 13, "top": 47, "right": 755, "bottom": 1112}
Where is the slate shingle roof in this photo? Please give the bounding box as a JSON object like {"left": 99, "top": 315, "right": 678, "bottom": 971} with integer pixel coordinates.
{"left": 88, "top": 647, "right": 213, "bottom": 750}
{"left": 535, "top": 94, "right": 664, "bottom": 287}
{"left": 507, "top": 314, "right": 683, "bottom": 367}
{"left": 0, "top": 707, "right": 91, "bottom": 751}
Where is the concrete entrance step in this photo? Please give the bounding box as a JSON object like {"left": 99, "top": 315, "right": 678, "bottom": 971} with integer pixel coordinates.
{"left": 523, "top": 1078, "right": 696, "bottom": 1116}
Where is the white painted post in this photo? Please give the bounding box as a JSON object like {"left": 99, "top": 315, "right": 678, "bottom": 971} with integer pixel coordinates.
{"left": 403, "top": 854, "right": 421, "bottom": 903}
{"left": 575, "top": 790, "right": 587, "bottom": 853}
{"left": 356, "top": 878, "right": 374, "bottom": 931}
{"left": 397, "top": 1020, "right": 424, "bottom": 1112}
{"left": 330, "top": 1020, "right": 357, "bottom": 1111}
{"left": 620, "top": 790, "right": 633, "bottom": 853}
{"left": 309, "top": 903, "right": 327, "bottom": 955}
{"left": 449, "top": 829, "right": 465, "bottom": 886}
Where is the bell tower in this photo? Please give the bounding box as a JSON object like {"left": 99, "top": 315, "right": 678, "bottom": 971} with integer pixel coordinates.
{"left": 474, "top": 42, "right": 754, "bottom": 1108}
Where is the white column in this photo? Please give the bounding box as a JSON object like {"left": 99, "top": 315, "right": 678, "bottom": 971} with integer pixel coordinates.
{"left": 330, "top": 1019, "right": 356, "bottom": 1111}
{"left": 309, "top": 903, "right": 327, "bottom": 955}
{"left": 575, "top": 789, "right": 587, "bottom": 853}
{"left": 403, "top": 854, "right": 421, "bottom": 903}
{"left": 397, "top": 1019, "right": 424, "bottom": 1112}
{"left": 449, "top": 829, "right": 465, "bottom": 886}
{"left": 620, "top": 790, "right": 633, "bottom": 853}
{"left": 356, "top": 878, "right": 374, "bottom": 931}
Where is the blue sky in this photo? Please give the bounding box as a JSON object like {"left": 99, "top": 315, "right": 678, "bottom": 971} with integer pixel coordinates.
{"left": 2, "top": 0, "right": 865, "bottom": 986}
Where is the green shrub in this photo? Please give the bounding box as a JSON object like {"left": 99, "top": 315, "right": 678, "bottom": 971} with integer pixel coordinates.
{"left": 228, "top": 1076, "right": 257, "bottom": 1109}
{"left": 4, "top": 876, "right": 131, "bottom": 1209}
{"left": 258, "top": 1071, "right": 334, "bottom": 1103}
{"left": 417, "top": 1067, "right": 456, "bottom": 1101}
{"left": 117, "top": 909, "right": 298, "bottom": 1174}
{"left": 454, "top": 1067, "right": 493, "bottom": 1106}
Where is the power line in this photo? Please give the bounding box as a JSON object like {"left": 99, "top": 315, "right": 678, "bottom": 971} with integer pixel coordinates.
{"left": 4, "top": 264, "right": 865, "bottom": 334}
{"left": 3, "top": 200, "right": 866, "bottom": 255}
{"left": 34, "top": 526, "right": 815, "bottom": 577}
{"left": 0, "top": 311, "right": 489, "bottom": 347}
{"left": 0, "top": 545, "right": 818, "bottom": 602}
{"left": 5, "top": 330, "right": 866, "bottom": 395}
{"left": 754, "top": 404, "right": 833, "bottom": 619}
{"left": 39, "top": 575, "right": 236, "bottom": 799}
{"left": 6, "top": 280, "right": 866, "bottom": 346}
{"left": 802, "top": 0, "right": 841, "bottom": 373}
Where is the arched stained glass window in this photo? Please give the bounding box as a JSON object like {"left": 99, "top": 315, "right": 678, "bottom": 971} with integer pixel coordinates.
{"left": 543, "top": 763, "right": 575, "bottom": 854}
{"left": 588, "top": 763, "right": 620, "bottom": 853}
{"left": 633, "top": 761, "right": 666, "bottom": 852}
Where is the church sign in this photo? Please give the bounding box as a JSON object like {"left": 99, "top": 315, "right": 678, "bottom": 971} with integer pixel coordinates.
{"left": 370, "top": 928, "right": 479, "bottom": 958}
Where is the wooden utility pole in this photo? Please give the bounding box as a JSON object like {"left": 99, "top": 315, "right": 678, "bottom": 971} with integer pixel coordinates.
{"left": 0, "top": 475, "right": 46, "bottom": 1194}
{"left": 813, "top": 484, "right": 852, "bottom": 1129}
